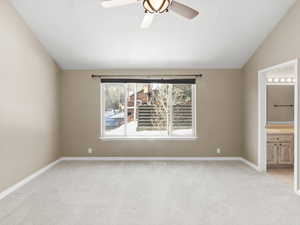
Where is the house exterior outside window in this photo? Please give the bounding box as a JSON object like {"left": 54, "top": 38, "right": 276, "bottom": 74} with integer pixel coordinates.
{"left": 100, "top": 78, "right": 197, "bottom": 139}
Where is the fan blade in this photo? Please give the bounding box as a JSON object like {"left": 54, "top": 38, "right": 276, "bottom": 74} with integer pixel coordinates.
{"left": 101, "top": 0, "right": 139, "bottom": 8}
{"left": 169, "top": 1, "right": 199, "bottom": 19}
{"left": 141, "top": 13, "right": 154, "bottom": 29}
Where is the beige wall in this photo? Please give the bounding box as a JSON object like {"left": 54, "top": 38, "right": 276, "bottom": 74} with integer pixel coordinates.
{"left": 243, "top": 0, "right": 300, "bottom": 189}
{"left": 243, "top": 0, "right": 299, "bottom": 164}
{"left": 0, "top": 0, "right": 61, "bottom": 192}
{"left": 244, "top": 0, "right": 300, "bottom": 192}
{"left": 61, "top": 69, "right": 243, "bottom": 157}
{"left": 267, "top": 85, "right": 294, "bottom": 122}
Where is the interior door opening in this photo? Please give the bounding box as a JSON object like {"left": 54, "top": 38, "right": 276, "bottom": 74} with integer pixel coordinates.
{"left": 266, "top": 84, "right": 294, "bottom": 187}
{"left": 258, "top": 59, "right": 299, "bottom": 193}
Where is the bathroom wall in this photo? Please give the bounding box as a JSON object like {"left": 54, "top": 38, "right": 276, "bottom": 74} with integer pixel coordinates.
{"left": 267, "top": 85, "right": 294, "bottom": 122}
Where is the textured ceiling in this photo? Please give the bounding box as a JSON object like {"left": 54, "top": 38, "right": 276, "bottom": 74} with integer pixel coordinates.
{"left": 10, "top": 0, "right": 295, "bottom": 69}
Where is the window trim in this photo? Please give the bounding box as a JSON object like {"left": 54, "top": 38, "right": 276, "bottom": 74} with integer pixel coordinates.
{"left": 99, "top": 136, "right": 199, "bottom": 141}
{"left": 100, "top": 82, "right": 197, "bottom": 140}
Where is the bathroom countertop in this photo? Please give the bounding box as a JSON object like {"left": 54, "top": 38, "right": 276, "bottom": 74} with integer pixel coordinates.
{"left": 267, "top": 128, "right": 294, "bottom": 134}
{"left": 266, "top": 122, "right": 294, "bottom": 134}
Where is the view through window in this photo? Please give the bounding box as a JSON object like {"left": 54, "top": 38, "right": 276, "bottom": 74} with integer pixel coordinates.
{"left": 102, "top": 80, "right": 196, "bottom": 138}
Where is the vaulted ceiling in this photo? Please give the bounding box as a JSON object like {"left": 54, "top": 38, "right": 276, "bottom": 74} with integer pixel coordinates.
{"left": 10, "top": 0, "right": 295, "bottom": 69}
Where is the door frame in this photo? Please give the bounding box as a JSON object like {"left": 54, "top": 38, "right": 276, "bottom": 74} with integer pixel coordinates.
{"left": 258, "top": 59, "right": 299, "bottom": 193}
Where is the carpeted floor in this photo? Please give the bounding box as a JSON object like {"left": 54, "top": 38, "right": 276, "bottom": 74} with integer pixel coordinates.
{"left": 0, "top": 160, "right": 300, "bottom": 225}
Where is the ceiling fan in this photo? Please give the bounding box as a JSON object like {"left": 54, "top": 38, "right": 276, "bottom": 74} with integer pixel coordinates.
{"left": 101, "top": 0, "right": 199, "bottom": 28}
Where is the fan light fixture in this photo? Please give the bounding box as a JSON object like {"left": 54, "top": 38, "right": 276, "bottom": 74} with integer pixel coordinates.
{"left": 101, "top": 0, "right": 199, "bottom": 28}
{"left": 143, "top": 0, "right": 172, "bottom": 13}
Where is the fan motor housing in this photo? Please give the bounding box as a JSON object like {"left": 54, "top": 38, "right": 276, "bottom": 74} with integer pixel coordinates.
{"left": 143, "top": 0, "right": 172, "bottom": 13}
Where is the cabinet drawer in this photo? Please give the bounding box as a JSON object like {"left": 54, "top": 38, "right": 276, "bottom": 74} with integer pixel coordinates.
{"left": 267, "top": 135, "right": 293, "bottom": 143}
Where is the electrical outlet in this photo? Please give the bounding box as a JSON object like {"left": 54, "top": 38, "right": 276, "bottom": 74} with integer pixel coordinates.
{"left": 217, "top": 148, "right": 222, "bottom": 154}
{"left": 88, "top": 148, "right": 93, "bottom": 154}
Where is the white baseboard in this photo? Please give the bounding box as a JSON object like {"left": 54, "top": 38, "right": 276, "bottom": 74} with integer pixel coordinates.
{"left": 240, "top": 158, "right": 261, "bottom": 171}
{"left": 0, "top": 156, "right": 261, "bottom": 201}
{"left": 62, "top": 157, "right": 261, "bottom": 171}
{"left": 0, "top": 158, "right": 62, "bottom": 201}
{"left": 61, "top": 157, "right": 242, "bottom": 161}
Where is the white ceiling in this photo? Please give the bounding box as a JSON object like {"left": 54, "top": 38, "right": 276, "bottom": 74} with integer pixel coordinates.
{"left": 10, "top": 0, "right": 295, "bottom": 69}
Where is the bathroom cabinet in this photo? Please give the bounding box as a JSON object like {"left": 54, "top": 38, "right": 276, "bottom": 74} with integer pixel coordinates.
{"left": 267, "top": 134, "right": 293, "bottom": 168}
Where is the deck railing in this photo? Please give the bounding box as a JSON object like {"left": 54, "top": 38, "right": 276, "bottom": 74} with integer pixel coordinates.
{"left": 137, "top": 104, "right": 192, "bottom": 131}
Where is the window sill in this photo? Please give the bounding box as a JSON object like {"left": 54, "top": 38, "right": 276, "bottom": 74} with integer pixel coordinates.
{"left": 99, "top": 136, "right": 199, "bottom": 141}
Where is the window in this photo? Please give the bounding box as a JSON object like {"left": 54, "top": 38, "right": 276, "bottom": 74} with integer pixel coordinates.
{"left": 101, "top": 78, "right": 196, "bottom": 139}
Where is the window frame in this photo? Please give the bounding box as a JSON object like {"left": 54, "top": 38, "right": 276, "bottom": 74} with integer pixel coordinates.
{"left": 100, "top": 82, "right": 197, "bottom": 140}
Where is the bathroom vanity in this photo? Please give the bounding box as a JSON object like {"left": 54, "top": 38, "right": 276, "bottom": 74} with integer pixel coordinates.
{"left": 266, "top": 123, "right": 294, "bottom": 168}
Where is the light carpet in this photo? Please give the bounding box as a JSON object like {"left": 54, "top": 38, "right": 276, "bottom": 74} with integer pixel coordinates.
{"left": 0, "top": 161, "right": 300, "bottom": 225}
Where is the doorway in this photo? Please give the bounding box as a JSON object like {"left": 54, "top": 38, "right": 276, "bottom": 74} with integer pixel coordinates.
{"left": 266, "top": 85, "right": 294, "bottom": 186}
{"left": 258, "top": 59, "right": 299, "bottom": 193}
